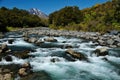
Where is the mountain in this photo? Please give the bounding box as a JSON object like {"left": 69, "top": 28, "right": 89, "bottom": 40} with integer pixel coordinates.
{"left": 29, "top": 8, "right": 48, "bottom": 19}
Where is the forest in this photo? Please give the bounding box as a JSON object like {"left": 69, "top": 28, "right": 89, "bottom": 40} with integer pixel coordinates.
{"left": 49, "top": 0, "right": 120, "bottom": 32}
{"left": 0, "top": 7, "right": 48, "bottom": 32}
{"left": 0, "top": 0, "right": 120, "bottom": 32}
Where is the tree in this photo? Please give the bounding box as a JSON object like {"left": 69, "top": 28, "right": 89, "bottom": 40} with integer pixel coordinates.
{"left": 49, "top": 6, "right": 83, "bottom": 26}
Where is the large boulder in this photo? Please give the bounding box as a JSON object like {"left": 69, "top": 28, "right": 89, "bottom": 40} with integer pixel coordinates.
{"left": 65, "top": 49, "right": 88, "bottom": 61}
{"left": 93, "top": 47, "right": 109, "bottom": 56}
{"left": 44, "top": 37, "right": 57, "bottom": 42}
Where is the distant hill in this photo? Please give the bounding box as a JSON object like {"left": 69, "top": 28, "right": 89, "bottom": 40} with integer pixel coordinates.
{"left": 29, "top": 8, "right": 48, "bottom": 19}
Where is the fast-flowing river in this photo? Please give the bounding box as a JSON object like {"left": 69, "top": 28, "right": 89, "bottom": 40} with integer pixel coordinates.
{"left": 0, "top": 31, "right": 120, "bottom": 80}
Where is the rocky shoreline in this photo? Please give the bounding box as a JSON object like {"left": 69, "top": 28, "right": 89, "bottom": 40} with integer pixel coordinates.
{"left": 20, "top": 27, "right": 120, "bottom": 48}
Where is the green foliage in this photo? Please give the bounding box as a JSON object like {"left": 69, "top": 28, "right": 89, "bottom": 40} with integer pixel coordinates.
{"left": 0, "top": 7, "right": 48, "bottom": 32}
{"left": 49, "top": 6, "right": 83, "bottom": 26}
{"left": 49, "top": 0, "right": 120, "bottom": 32}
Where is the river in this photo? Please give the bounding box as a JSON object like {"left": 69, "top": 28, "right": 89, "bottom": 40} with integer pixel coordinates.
{"left": 0, "top": 31, "right": 120, "bottom": 80}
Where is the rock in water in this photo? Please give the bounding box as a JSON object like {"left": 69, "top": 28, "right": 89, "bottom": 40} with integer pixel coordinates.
{"left": 18, "top": 68, "right": 27, "bottom": 76}
{"left": 13, "top": 50, "right": 31, "bottom": 59}
{"left": 4, "top": 55, "right": 12, "bottom": 61}
{"left": 0, "top": 43, "right": 11, "bottom": 54}
{"left": 4, "top": 73, "right": 12, "bottom": 80}
{"left": 94, "top": 47, "right": 108, "bottom": 56}
{"left": 65, "top": 49, "right": 88, "bottom": 61}
{"left": 20, "top": 71, "right": 52, "bottom": 80}
{"left": 44, "top": 37, "right": 57, "bottom": 42}
{"left": 28, "top": 37, "right": 37, "bottom": 43}
{"left": 8, "top": 39, "right": 14, "bottom": 44}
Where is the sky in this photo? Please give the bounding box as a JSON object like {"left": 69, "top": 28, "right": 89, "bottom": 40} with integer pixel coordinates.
{"left": 0, "top": 0, "right": 108, "bottom": 15}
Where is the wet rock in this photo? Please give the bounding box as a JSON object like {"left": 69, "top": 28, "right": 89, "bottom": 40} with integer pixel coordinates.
{"left": 22, "top": 62, "right": 31, "bottom": 68}
{"left": 24, "top": 37, "right": 29, "bottom": 42}
{"left": 19, "top": 62, "right": 32, "bottom": 77}
{"left": 98, "top": 39, "right": 106, "bottom": 46}
{"left": 4, "top": 73, "right": 12, "bottom": 80}
{"left": 23, "top": 32, "right": 29, "bottom": 37}
{"left": 20, "top": 71, "right": 52, "bottom": 80}
{"left": 65, "top": 49, "right": 88, "bottom": 61}
{"left": 109, "top": 45, "right": 117, "bottom": 48}
{"left": 101, "top": 57, "right": 108, "bottom": 61}
{"left": 0, "top": 74, "right": 4, "bottom": 80}
{"left": 115, "top": 37, "right": 120, "bottom": 43}
{"left": 35, "top": 39, "right": 44, "bottom": 45}
{"left": 117, "top": 43, "right": 120, "bottom": 47}
{"left": 13, "top": 50, "right": 31, "bottom": 59}
{"left": 0, "top": 43, "right": 10, "bottom": 53}
{"left": 0, "top": 32, "right": 4, "bottom": 39}
{"left": 107, "top": 39, "right": 114, "bottom": 45}
{"left": 18, "top": 68, "right": 28, "bottom": 76}
{"left": 4, "top": 55, "right": 12, "bottom": 61}
{"left": 28, "top": 37, "right": 37, "bottom": 43}
{"left": 94, "top": 47, "right": 108, "bottom": 56}
{"left": 63, "top": 44, "right": 73, "bottom": 49}
{"left": 44, "top": 37, "right": 57, "bottom": 42}
{"left": 8, "top": 38, "right": 14, "bottom": 44}
{"left": 50, "top": 58, "right": 60, "bottom": 63}
{"left": 0, "top": 64, "right": 20, "bottom": 74}
{"left": 3, "top": 69, "right": 11, "bottom": 73}
{"left": 108, "top": 30, "right": 119, "bottom": 35}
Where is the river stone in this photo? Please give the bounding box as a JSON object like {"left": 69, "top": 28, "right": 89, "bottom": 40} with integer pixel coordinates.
{"left": 35, "top": 39, "right": 44, "bottom": 45}
{"left": 94, "top": 47, "right": 108, "bottom": 56}
{"left": 20, "top": 71, "right": 52, "bottom": 80}
{"left": 117, "top": 43, "right": 120, "bottom": 47}
{"left": 3, "top": 69, "right": 11, "bottom": 73}
{"left": 24, "top": 37, "right": 29, "bottom": 42}
{"left": 98, "top": 39, "right": 106, "bottom": 46}
{"left": 115, "top": 37, "right": 120, "bottom": 42}
{"left": 4, "top": 73, "right": 12, "bottom": 80}
{"left": 13, "top": 50, "right": 30, "bottom": 59}
{"left": 22, "top": 62, "right": 31, "bottom": 68}
{"left": 0, "top": 74, "right": 4, "bottom": 80}
{"left": 18, "top": 68, "right": 27, "bottom": 76}
{"left": 50, "top": 58, "right": 60, "bottom": 63}
{"left": 65, "top": 49, "right": 88, "bottom": 61}
{"left": 106, "top": 39, "right": 114, "bottom": 45}
{"left": 44, "top": 37, "right": 57, "bottom": 42}
{"left": 63, "top": 44, "right": 73, "bottom": 49}
{"left": 0, "top": 32, "right": 4, "bottom": 39}
{"left": 4, "top": 55, "right": 12, "bottom": 62}
{"left": 8, "top": 38, "right": 14, "bottom": 44}
{"left": 1, "top": 43, "right": 9, "bottom": 53}
{"left": 28, "top": 37, "right": 37, "bottom": 43}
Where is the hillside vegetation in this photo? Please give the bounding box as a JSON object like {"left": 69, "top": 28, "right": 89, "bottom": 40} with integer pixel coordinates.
{"left": 0, "top": 7, "right": 48, "bottom": 32}
{"left": 49, "top": 0, "right": 120, "bottom": 32}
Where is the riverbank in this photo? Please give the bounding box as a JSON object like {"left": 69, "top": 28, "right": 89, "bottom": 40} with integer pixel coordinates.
{"left": 16, "top": 27, "right": 120, "bottom": 48}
